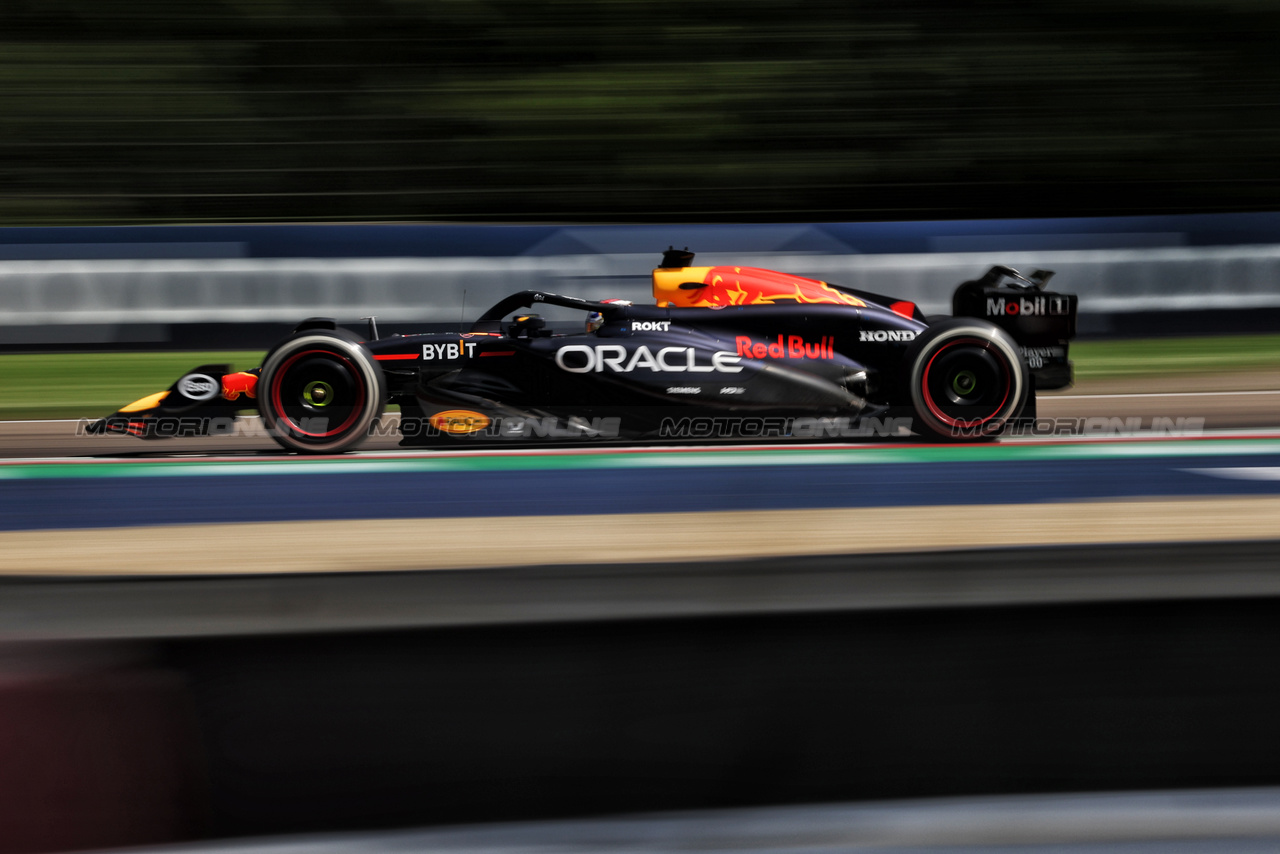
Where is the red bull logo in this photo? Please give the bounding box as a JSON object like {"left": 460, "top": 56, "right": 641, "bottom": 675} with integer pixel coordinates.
{"left": 221, "top": 371, "right": 259, "bottom": 401}
{"left": 735, "top": 335, "right": 836, "bottom": 360}
{"left": 654, "top": 266, "right": 866, "bottom": 308}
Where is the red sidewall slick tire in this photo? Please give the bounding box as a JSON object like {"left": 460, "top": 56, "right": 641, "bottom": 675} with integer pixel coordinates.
{"left": 258, "top": 331, "right": 385, "bottom": 454}
{"left": 907, "top": 320, "right": 1027, "bottom": 441}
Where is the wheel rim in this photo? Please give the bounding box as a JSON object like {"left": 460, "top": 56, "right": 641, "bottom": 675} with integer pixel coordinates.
{"left": 269, "top": 349, "right": 367, "bottom": 439}
{"left": 951, "top": 369, "right": 978, "bottom": 399}
{"left": 303, "top": 380, "right": 334, "bottom": 408}
{"left": 920, "top": 338, "right": 1013, "bottom": 429}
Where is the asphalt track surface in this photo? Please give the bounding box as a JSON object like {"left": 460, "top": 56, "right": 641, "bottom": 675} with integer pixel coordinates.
{"left": 4, "top": 428, "right": 1280, "bottom": 578}
{"left": 8, "top": 439, "right": 1280, "bottom": 529}
{"left": 1, "top": 372, "right": 1277, "bottom": 580}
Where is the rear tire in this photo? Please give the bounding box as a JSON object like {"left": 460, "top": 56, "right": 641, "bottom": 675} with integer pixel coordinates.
{"left": 258, "top": 329, "right": 385, "bottom": 454}
{"left": 905, "top": 319, "right": 1027, "bottom": 441}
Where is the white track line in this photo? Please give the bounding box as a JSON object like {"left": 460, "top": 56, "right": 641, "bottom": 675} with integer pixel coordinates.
{"left": 1183, "top": 467, "right": 1280, "bottom": 481}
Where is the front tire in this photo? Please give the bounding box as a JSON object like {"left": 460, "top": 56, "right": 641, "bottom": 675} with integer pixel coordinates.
{"left": 258, "top": 330, "right": 385, "bottom": 454}
{"left": 906, "top": 319, "right": 1028, "bottom": 441}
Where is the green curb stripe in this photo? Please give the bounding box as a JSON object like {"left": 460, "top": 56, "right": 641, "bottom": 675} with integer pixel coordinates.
{"left": 1, "top": 438, "right": 1278, "bottom": 480}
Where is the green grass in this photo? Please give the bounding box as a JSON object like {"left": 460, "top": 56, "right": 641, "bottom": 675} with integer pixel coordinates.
{"left": 0, "top": 351, "right": 264, "bottom": 421}
{"left": 1071, "top": 334, "right": 1280, "bottom": 380}
{"left": 0, "top": 334, "right": 1277, "bottom": 420}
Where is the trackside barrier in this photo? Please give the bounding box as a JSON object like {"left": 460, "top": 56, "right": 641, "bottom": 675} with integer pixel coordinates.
{"left": 4, "top": 246, "right": 1280, "bottom": 324}
{"left": 4, "top": 243, "right": 1280, "bottom": 347}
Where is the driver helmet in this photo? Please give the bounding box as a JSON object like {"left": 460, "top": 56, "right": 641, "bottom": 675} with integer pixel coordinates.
{"left": 587, "top": 298, "right": 633, "bottom": 333}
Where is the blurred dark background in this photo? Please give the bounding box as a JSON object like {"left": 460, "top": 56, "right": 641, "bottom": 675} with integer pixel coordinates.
{"left": 3, "top": 0, "right": 1279, "bottom": 225}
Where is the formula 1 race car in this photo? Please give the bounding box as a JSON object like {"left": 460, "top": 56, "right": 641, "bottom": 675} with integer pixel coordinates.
{"left": 91, "top": 248, "right": 1077, "bottom": 452}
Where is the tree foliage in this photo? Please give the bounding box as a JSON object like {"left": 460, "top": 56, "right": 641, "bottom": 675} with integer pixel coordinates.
{"left": 2, "top": 0, "right": 1279, "bottom": 223}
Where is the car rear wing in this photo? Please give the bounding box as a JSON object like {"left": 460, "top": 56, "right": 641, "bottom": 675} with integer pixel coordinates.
{"left": 952, "top": 266, "right": 1078, "bottom": 390}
